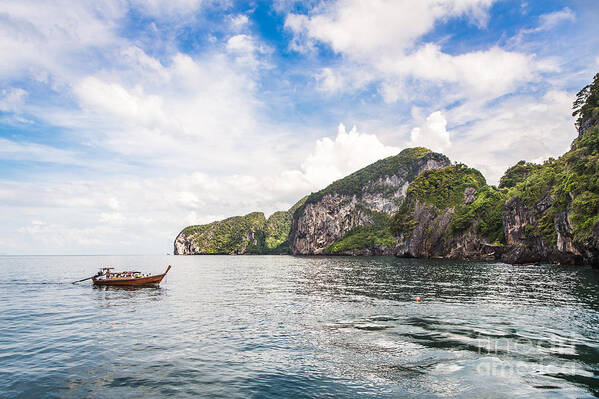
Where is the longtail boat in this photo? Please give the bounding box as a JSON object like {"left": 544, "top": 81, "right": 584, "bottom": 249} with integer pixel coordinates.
{"left": 92, "top": 265, "right": 171, "bottom": 286}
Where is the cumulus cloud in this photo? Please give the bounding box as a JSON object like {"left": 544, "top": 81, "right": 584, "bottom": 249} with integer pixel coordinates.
{"left": 66, "top": 48, "right": 266, "bottom": 171}
{"left": 445, "top": 90, "right": 576, "bottom": 184}
{"left": 286, "top": 0, "right": 495, "bottom": 58}
{"left": 409, "top": 111, "right": 451, "bottom": 152}
{"left": 285, "top": 0, "right": 555, "bottom": 104}
{"left": 300, "top": 124, "right": 400, "bottom": 188}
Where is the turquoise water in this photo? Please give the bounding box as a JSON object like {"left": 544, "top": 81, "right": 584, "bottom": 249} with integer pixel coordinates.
{"left": 1, "top": 255, "right": 598, "bottom": 398}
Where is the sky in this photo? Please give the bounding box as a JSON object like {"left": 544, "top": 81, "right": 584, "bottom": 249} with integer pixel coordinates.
{"left": 1, "top": 0, "right": 598, "bottom": 254}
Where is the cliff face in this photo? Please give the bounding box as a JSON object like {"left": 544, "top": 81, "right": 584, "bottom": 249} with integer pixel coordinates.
{"left": 288, "top": 148, "right": 450, "bottom": 254}
{"left": 499, "top": 123, "right": 599, "bottom": 266}
{"left": 392, "top": 165, "right": 506, "bottom": 261}
{"left": 395, "top": 201, "right": 502, "bottom": 261}
{"left": 389, "top": 121, "right": 599, "bottom": 266}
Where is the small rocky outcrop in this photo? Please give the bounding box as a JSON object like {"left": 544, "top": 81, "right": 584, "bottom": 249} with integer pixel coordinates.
{"left": 174, "top": 197, "right": 307, "bottom": 255}
{"left": 174, "top": 212, "right": 267, "bottom": 255}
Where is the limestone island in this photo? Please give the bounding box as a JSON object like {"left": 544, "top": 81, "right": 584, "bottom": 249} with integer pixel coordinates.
{"left": 175, "top": 73, "right": 599, "bottom": 266}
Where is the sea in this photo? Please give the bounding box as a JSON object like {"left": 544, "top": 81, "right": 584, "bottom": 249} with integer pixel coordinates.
{"left": 1, "top": 255, "right": 598, "bottom": 398}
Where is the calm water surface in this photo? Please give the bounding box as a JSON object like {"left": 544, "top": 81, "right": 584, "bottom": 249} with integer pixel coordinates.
{"left": 1, "top": 255, "right": 598, "bottom": 398}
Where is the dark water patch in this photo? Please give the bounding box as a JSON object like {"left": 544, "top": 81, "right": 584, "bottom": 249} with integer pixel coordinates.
{"left": 546, "top": 372, "right": 599, "bottom": 396}
{"left": 353, "top": 323, "right": 391, "bottom": 331}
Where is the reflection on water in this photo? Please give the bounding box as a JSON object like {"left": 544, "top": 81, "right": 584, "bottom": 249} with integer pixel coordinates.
{"left": 93, "top": 284, "right": 164, "bottom": 292}
{"left": 93, "top": 285, "right": 165, "bottom": 307}
{"left": 0, "top": 255, "right": 598, "bottom": 398}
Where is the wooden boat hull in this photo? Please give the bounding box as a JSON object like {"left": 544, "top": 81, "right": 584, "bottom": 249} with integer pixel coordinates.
{"left": 92, "top": 266, "right": 171, "bottom": 286}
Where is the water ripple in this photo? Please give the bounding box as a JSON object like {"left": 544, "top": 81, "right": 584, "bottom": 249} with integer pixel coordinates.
{"left": 0, "top": 255, "right": 598, "bottom": 398}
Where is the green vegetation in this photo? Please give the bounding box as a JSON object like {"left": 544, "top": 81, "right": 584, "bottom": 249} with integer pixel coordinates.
{"left": 181, "top": 212, "right": 267, "bottom": 254}
{"left": 180, "top": 196, "right": 308, "bottom": 254}
{"left": 263, "top": 211, "right": 289, "bottom": 250}
{"left": 506, "top": 125, "right": 599, "bottom": 245}
{"left": 295, "top": 147, "right": 447, "bottom": 218}
{"left": 499, "top": 161, "right": 542, "bottom": 189}
{"left": 324, "top": 210, "right": 395, "bottom": 254}
{"left": 389, "top": 200, "right": 418, "bottom": 237}
{"left": 407, "top": 164, "right": 487, "bottom": 209}
{"left": 323, "top": 225, "right": 395, "bottom": 253}
{"left": 389, "top": 164, "right": 506, "bottom": 243}
{"left": 506, "top": 158, "right": 564, "bottom": 207}
{"left": 451, "top": 186, "right": 507, "bottom": 243}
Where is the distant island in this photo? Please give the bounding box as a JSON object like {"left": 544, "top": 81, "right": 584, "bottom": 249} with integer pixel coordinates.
{"left": 175, "top": 73, "right": 599, "bottom": 266}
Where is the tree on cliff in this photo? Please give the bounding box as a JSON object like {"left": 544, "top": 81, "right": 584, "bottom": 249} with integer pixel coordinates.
{"left": 573, "top": 72, "right": 599, "bottom": 132}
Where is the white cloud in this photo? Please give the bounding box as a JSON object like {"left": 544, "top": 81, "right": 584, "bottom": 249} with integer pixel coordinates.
{"left": 284, "top": 13, "right": 315, "bottom": 53}
{"left": 510, "top": 7, "right": 576, "bottom": 46}
{"left": 445, "top": 90, "right": 576, "bottom": 184}
{"left": 225, "top": 34, "right": 271, "bottom": 68}
{"left": 1, "top": 123, "right": 401, "bottom": 253}
{"left": 74, "top": 77, "right": 167, "bottom": 128}
{"left": 378, "top": 44, "right": 553, "bottom": 102}
{"left": 129, "top": 0, "right": 204, "bottom": 18}
{"left": 0, "top": 0, "right": 125, "bottom": 82}
{"left": 229, "top": 14, "right": 249, "bottom": 31}
{"left": 285, "top": 0, "right": 553, "bottom": 105}
{"left": 315, "top": 67, "right": 374, "bottom": 93}
{"left": 538, "top": 7, "right": 576, "bottom": 30}
{"left": 0, "top": 138, "right": 83, "bottom": 165}
{"left": 66, "top": 48, "right": 266, "bottom": 170}
{"left": 300, "top": 123, "right": 400, "bottom": 188}
{"left": 0, "top": 88, "right": 27, "bottom": 112}
{"left": 409, "top": 111, "right": 451, "bottom": 152}
{"left": 286, "top": 0, "right": 495, "bottom": 58}
{"left": 226, "top": 34, "right": 256, "bottom": 53}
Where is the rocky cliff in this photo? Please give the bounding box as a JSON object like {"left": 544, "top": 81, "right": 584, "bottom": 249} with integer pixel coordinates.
{"left": 391, "top": 164, "right": 506, "bottom": 261}
{"left": 386, "top": 73, "right": 599, "bottom": 265}
{"left": 289, "top": 148, "right": 450, "bottom": 254}
{"left": 498, "top": 125, "right": 599, "bottom": 265}
{"left": 388, "top": 121, "right": 599, "bottom": 266}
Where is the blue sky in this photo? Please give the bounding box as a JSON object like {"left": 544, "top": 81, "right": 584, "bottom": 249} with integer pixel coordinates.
{"left": 1, "top": 0, "right": 598, "bottom": 254}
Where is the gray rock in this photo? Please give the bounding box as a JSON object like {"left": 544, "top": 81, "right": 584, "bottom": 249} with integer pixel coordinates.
{"left": 289, "top": 151, "right": 450, "bottom": 255}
